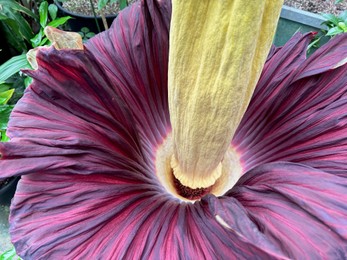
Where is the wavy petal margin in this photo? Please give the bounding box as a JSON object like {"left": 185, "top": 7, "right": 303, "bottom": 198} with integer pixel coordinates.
{"left": 0, "top": 1, "right": 171, "bottom": 180}
{"left": 225, "top": 162, "right": 347, "bottom": 258}
{"left": 234, "top": 33, "right": 347, "bottom": 174}
{"left": 1, "top": 0, "right": 347, "bottom": 259}
{"left": 9, "top": 161, "right": 347, "bottom": 258}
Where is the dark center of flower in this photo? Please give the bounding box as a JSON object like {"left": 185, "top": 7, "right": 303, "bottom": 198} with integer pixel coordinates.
{"left": 172, "top": 172, "right": 212, "bottom": 200}
{"left": 155, "top": 134, "right": 242, "bottom": 202}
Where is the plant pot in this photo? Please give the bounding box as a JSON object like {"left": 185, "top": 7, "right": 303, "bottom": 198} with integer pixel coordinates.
{"left": 274, "top": 5, "right": 329, "bottom": 47}
{"left": 54, "top": 0, "right": 118, "bottom": 34}
{"left": 0, "top": 177, "right": 20, "bottom": 206}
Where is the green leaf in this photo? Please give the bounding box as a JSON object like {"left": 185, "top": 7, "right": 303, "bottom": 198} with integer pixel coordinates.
{"left": 0, "top": 0, "right": 39, "bottom": 21}
{"left": 47, "top": 16, "right": 71, "bottom": 28}
{"left": 338, "top": 22, "right": 347, "bottom": 32}
{"left": 13, "top": 15, "right": 35, "bottom": 42}
{"left": 0, "top": 246, "right": 21, "bottom": 259}
{"left": 1, "top": 130, "right": 10, "bottom": 142}
{"left": 118, "top": 0, "right": 128, "bottom": 10}
{"left": 81, "top": 27, "right": 90, "bottom": 33}
{"left": 321, "top": 13, "right": 340, "bottom": 25}
{"left": 39, "top": 37, "right": 50, "bottom": 47}
{"left": 39, "top": 1, "right": 49, "bottom": 28}
{"left": 0, "top": 13, "right": 8, "bottom": 20}
{"left": 0, "top": 20, "right": 27, "bottom": 52}
{"left": 335, "top": 0, "right": 344, "bottom": 3}
{"left": 24, "top": 76, "right": 32, "bottom": 88}
{"left": 86, "top": 32, "right": 95, "bottom": 38}
{"left": 48, "top": 4, "right": 58, "bottom": 21}
{"left": 98, "top": 0, "right": 109, "bottom": 10}
{"left": 326, "top": 27, "right": 344, "bottom": 36}
{"left": 1, "top": 8, "right": 35, "bottom": 43}
{"left": 0, "top": 84, "right": 11, "bottom": 92}
{"left": 340, "top": 11, "right": 347, "bottom": 23}
{"left": 0, "top": 89, "right": 15, "bottom": 105}
{"left": 0, "top": 104, "right": 14, "bottom": 130}
{"left": 0, "top": 55, "right": 30, "bottom": 83}
{"left": 30, "top": 28, "right": 44, "bottom": 48}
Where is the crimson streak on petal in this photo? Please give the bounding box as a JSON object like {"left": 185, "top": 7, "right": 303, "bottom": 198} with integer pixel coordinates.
{"left": 234, "top": 33, "right": 347, "bottom": 174}
{"left": 226, "top": 162, "right": 347, "bottom": 258}
{"left": 0, "top": 0, "right": 347, "bottom": 259}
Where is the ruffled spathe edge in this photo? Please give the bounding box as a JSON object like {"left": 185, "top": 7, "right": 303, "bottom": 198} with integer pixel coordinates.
{"left": 1, "top": 1, "right": 347, "bottom": 258}
{"left": 0, "top": 0, "right": 171, "bottom": 181}
{"left": 234, "top": 32, "right": 347, "bottom": 174}
{"left": 9, "top": 161, "right": 347, "bottom": 258}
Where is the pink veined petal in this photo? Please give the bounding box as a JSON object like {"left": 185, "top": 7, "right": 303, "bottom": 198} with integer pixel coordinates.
{"left": 7, "top": 172, "right": 243, "bottom": 259}
{"left": 7, "top": 169, "right": 286, "bottom": 259}
{"left": 10, "top": 162, "right": 347, "bottom": 258}
{"left": 224, "top": 162, "right": 347, "bottom": 258}
{"left": 234, "top": 33, "right": 347, "bottom": 174}
{"left": 0, "top": 0, "right": 171, "bottom": 180}
{"left": 0, "top": 48, "right": 149, "bottom": 179}
{"left": 1, "top": 0, "right": 347, "bottom": 258}
{"left": 86, "top": 0, "right": 171, "bottom": 149}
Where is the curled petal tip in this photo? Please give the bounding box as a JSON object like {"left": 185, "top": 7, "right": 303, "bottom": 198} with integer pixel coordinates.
{"left": 333, "top": 56, "right": 347, "bottom": 69}
{"left": 44, "top": 26, "right": 84, "bottom": 51}
{"left": 26, "top": 49, "right": 39, "bottom": 70}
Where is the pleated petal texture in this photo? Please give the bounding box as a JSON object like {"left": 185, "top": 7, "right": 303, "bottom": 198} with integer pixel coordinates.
{"left": 1, "top": 0, "right": 347, "bottom": 259}
{"left": 0, "top": 0, "right": 171, "bottom": 180}
{"left": 0, "top": 1, "right": 173, "bottom": 258}
{"left": 225, "top": 162, "right": 347, "bottom": 259}
{"left": 233, "top": 32, "right": 347, "bottom": 175}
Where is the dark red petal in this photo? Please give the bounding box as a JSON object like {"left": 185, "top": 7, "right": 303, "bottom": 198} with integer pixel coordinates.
{"left": 297, "top": 33, "right": 347, "bottom": 79}
{"left": 86, "top": 0, "right": 171, "bottom": 146}
{"left": 0, "top": 0, "right": 171, "bottom": 180}
{"left": 0, "top": 48, "right": 149, "bottom": 179}
{"left": 11, "top": 162, "right": 347, "bottom": 258}
{"left": 7, "top": 170, "right": 286, "bottom": 259}
{"left": 2, "top": 0, "right": 347, "bottom": 258}
{"left": 8, "top": 173, "right": 215, "bottom": 258}
{"left": 9, "top": 172, "right": 165, "bottom": 259}
{"left": 234, "top": 33, "right": 347, "bottom": 174}
{"left": 224, "top": 162, "right": 347, "bottom": 258}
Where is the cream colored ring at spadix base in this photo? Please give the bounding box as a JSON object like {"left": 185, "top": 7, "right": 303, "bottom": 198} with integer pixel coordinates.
{"left": 168, "top": 0, "right": 284, "bottom": 189}
{"left": 156, "top": 134, "right": 243, "bottom": 202}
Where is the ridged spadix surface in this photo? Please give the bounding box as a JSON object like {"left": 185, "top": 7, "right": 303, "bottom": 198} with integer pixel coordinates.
{"left": 168, "top": 0, "right": 284, "bottom": 188}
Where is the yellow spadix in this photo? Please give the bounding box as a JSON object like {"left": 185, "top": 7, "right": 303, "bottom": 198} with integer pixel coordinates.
{"left": 168, "top": 0, "right": 283, "bottom": 189}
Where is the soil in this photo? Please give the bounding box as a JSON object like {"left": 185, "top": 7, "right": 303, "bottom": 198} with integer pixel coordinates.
{"left": 61, "top": 0, "right": 138, "bottom": 17}
{"left": 284, "top": 0, "right": 347, "bottom": 15}
{"left": 61, "top": 0, "right": 347, "bottom": 17}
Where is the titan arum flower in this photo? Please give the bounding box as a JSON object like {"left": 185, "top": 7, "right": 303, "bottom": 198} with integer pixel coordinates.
{"left": 1, "top": 0, "right": 347, "bottom": 258}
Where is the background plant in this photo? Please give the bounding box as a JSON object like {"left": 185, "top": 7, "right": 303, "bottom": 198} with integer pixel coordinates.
{"left": 307, "top": 7, "right": 347, "bottom": 52}
{"left": 97, "top": 0, "right": 127, "bottom": 10}
{"left": 58, "top": 0, "right": 129, "bottom": 31}
{"left": 0, "top": 0, "right": 39, "bottom": 57}
{"left": 78, "top": 26, "right": 95, "bottom": 42}
{"left": 0, "top": 1, "right": 71, "bottom": 141}
{"left": 321, "top": 10, "right": 347, "bottom": 36}
{"left": 0, "top": 247, "right": 21, "bottom": 260}
{"left": 97, "top": 0, "right": 128, "bottom": 30}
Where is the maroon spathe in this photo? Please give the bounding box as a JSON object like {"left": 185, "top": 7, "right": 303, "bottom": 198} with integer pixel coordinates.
{"left": 1, "top": 0, "right": 347, "bottom": 258}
